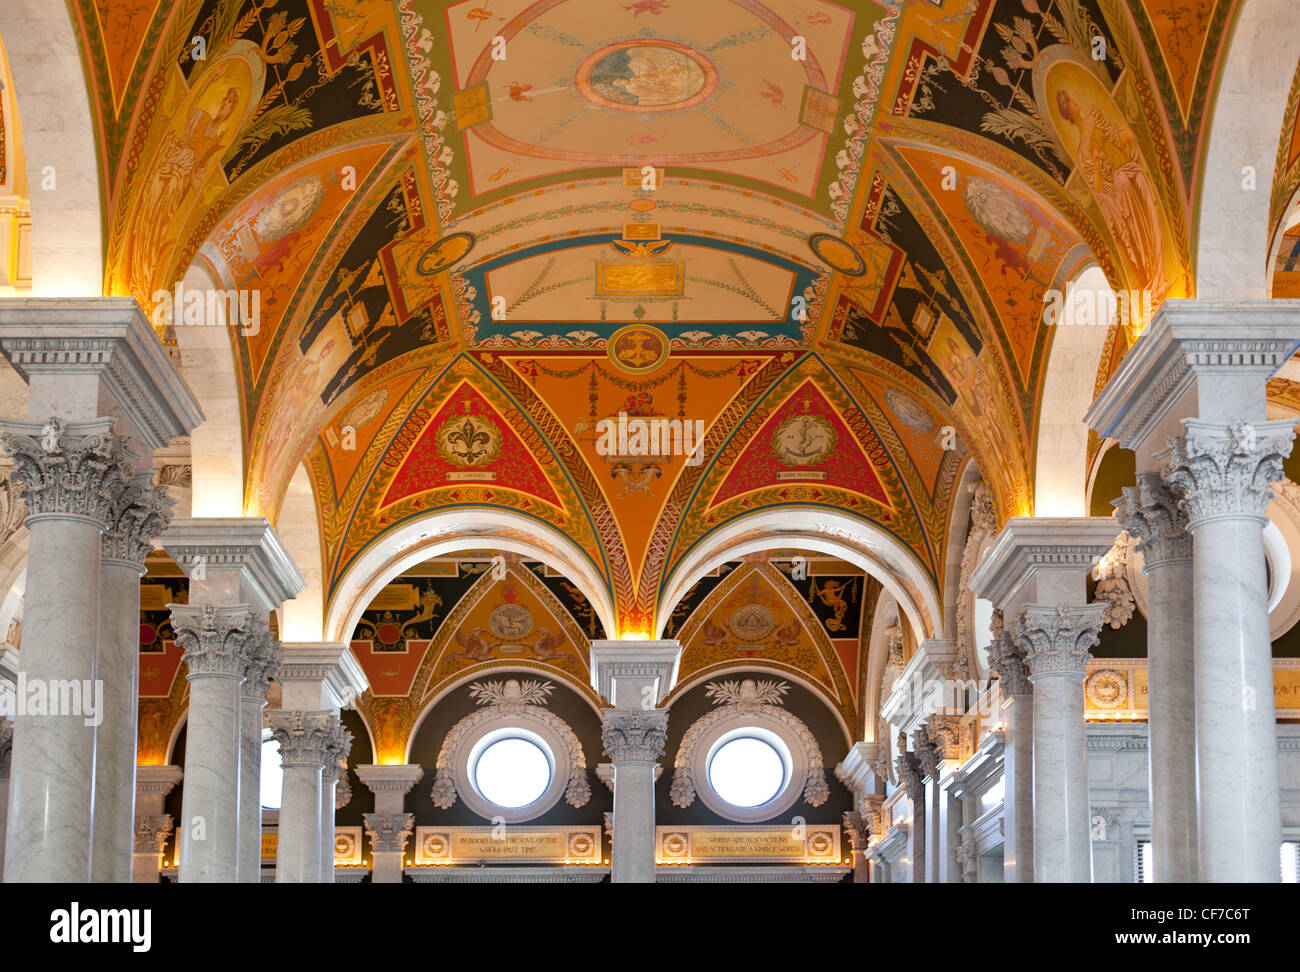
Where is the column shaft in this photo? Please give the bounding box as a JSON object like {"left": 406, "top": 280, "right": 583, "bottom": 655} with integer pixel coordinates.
{"left": 5, "top": 514, "right": 102, "bottom": 882}
{"left": 320, "top": 772, "right": 338, "bottom": 884}
{"left": 179, "top": 673, "right": 243, "bottom": 882}
{"left": 278, "top": 763, "right": 322, "bottom": 882}
{"left": 91, "top": 558, "right": 143, "bottom": 882}
{"left": 1002, "top": 695, "right": 1033, "bottom": 883}
{"left": 610, "top": 761, "right": 656, "bottom": 882}
{"left": 237, "top": 696, "right": 265, "bottom": 882}
{"left": 1030, "top": 673, "right": 1091, "bottom": 881}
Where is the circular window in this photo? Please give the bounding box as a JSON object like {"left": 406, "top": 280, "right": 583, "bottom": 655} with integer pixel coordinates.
{"left": 708, "top": 736, "right": 786, "bottom": 808}
{"left": 473, "top": 736, "right": 552, "bottom": 809}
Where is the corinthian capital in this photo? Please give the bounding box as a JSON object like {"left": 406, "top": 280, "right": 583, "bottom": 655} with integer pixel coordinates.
{"left": 1016, "top": 604, "right": 1108, "bottom": 679}
{"left": 240, "top": 622, "right": 281, "bottom": 701}
{"left": 1162, "top": 419, "right": 1296, "bottom": 526}
{"left": 133, "top": 814, "right": 174, "bottom": 854}
{"left": 895, "top": 750, "right": 925, "bottom": 804}
{"left": 363, "top": 812, "right": 414, "bottom": 854}
{"left": 986, "top": 626, "right": 1031, "bottom": 697}
{"left": 601, "top": 708, "right": 669, "bottom": 764}
{"left": 268, "top": 710, "right": 336, "bottom": 768}
{"left": 322, "top": 719, "right": 353, "bottom": 766}
{"left": 103, "top": 474, "right": 174, "bottom": 567}
{"left": 169, "top": 603, "right": 260, "bottom": 678}
{"left": 842, "top": 811, "right": 869, "bottom": 851}
{"left": 0, "top": 417, "right": 134, "bottom": 525}
{"left": 1114, "top": 471, "right": 1191, "bottom": 568}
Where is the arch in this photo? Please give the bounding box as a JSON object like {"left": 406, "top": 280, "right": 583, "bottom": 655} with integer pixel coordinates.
{"left": 323, "top": 507, "right": 616, "bottom": 646}
{"left": 656, "top": 507, "right": 942, "bottom": 644}
{"left": 173, "top": 261, "right": 245, "bottom": 517}
{"left": 1036, "top": 264, "right": 1115, "bottom": 516}
{"left": 278, "top": 460, "right": 325, "bottom": 641}
{"left": 0, "top": 9, "right": 103, "bottom": 295}
{"left": 1196, "top": 0, "right": 1300, "bottom": 297}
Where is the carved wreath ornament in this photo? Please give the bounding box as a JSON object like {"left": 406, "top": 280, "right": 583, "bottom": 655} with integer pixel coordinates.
{"left": 430, "top": 678, "right": 592, "bottom": 810}
{"left": 669, "top": 678, "right": 830, "bottom": 809}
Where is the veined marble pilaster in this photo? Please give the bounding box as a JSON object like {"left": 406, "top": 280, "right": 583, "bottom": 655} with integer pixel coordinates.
{"left": 319, "top": 720, "right": 352, "bottom": 884}
{"left": 1162, "top": 419, "right": 1294, "bottom": 882}
{"left": 94, "top": 474, "right": 173, "bottom": 883}
{"left": 602, "top": 707, "right": 670, "bottom": 884}
{"left": 237, "top": 625, "right": 279, "bottom": 884}
{"left": 1017, "top": 603, "right": 1106, "bottom": 883}
{"left": 1115, "top": 472, "right": 1197, "bottom": 882}
{"left": 171, "top": 603, "right": 259, "bottom": 883}
{"left": 270, "top": 710, "right": 334, "bottom": 884}
{"left": 1, "top": 418, "right": 133, "bottom": 883}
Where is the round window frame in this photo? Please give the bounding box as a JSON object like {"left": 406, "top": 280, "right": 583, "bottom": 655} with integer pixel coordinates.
{"left": 450, "top": 712, "right": 573, "bottom": 823}
{"left": 688, "top": 711, "right": 807, "bottom": 823}
{"left": 705, "top": 729, "right": 791, "bottom": 811}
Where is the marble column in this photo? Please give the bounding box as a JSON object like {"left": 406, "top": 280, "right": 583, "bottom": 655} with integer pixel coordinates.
{"left": 132, "top": 765, "right": 182, "bottom": 882}
{"left": 602, "top": 708, "right": 669, "bottom": 883}
{"left": 987, "top": 627, "right": 1033, "bottom": 883}
{"left": 92, "top": 474, "right": 173, "bottom": 883}
{"left": 0, "top": 299, "right": 205, "bottom": 884}
{"left": 591, "top": 639, "right": 681, "bottom": 884}
{"left": 356, "top": 764, "right": 423, "bottom": 882}
{"left": 1085, "top": 299, "right": 1300, "bottom": 883}
{"left": 1164, "top": 419, "right": 1294, "bottom": 881}
{"left": 1, "top": 419, "right": 131, "bottom": 882}
{"left": 319, "top": 721, "right": 352, "bottom": 884}
{"left": 270, "top": 710, "right": 332, "bottom": 883}
{"left": 1018, "top": 603, "right": 1108, "bottom": 883}
{"left": 969, "top": 517, "right": 1118, "bottom": 884}
{"left": 842, "top": 812, "right": 869, "bottom": 881}
{"left": 896, "top": 750, "right": 925, "bottom": 883}
{"left": 170, "top": 604, "right": 259, "bottom": 883}
{"left": 0, "top": 718, "right": 10, "bottom": 882}
{"left": 236, "top": 628, "right": 279, "bottom": 883}
{"left": 1115, "top": 473, "right": 1198, "bottom": 882}
{"left": 913, "top": 728, "right": 944, "bottom": 884}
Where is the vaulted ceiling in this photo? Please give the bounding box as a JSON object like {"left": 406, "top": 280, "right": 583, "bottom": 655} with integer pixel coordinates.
{"left": 67, "top": 0, "right": 1243, "bottom": 634}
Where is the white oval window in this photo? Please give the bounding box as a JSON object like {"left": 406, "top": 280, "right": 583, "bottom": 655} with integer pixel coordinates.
{"left": 707, "top": 735, "right": 786, "bottom": 808}
{"left": 472, "top": 735, "right": 552, "bottom": 809}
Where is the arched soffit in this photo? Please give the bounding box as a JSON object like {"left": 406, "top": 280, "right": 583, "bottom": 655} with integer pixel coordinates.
{"left": 1197, "top": 0, "right": 1300, "bottom": 297}
{"left": 1035, "top": 264, "right": 1116, "bottom": 516}
{"left": 323, "top": 506, "right": 615, "bottom": 646}
{"left": 655, "top": 506, "right": 941, "bottom": 645}
{"left": 0, "top": 8, "right": 103, "bottom": 296}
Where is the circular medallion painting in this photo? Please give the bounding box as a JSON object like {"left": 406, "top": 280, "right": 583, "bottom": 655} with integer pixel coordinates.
{"left": 730, "top": 603, "right": 775, "bottom": 641}
{"left": 576, "top": 40, "right": 718, "bottom": 112}
{"left": 772, "top": 413, "right": 836, "bottom": 466}
{"left": 435, "top": 413, "right": 502, "bottom": 466}
{"left": 807, "top": 233, "right": 867, "bottom": 276}
{"left": 415, "top": 232, "right": 475, "bottom": 276}
{"left": 489, "top": 603, "right": 534, "bottom": 641}
{"left": 607, "top": 323, "right": 670, "bottom": 374}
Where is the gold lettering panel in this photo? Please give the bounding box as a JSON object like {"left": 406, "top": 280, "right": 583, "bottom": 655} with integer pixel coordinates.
{"left": 412, "top": 826, "right": 601, "bottom": 865}
{"left": 1083, "top": 659, "right": 1300, "bottom": 718}
{"left": 595, "top": 261, "right": 685, "bottom": 296}
{"left": 656, "top": 825, "right": 840, "bottom": 863}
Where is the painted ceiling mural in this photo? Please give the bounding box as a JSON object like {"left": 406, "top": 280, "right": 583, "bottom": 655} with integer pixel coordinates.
{"left": 67, "top": 0, "right": 1246, "bottom": 653}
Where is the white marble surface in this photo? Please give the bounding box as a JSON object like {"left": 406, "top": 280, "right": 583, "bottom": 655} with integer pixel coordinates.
{"left": 1191, "top": 515, "right": 1283, "bottom": 880}
{"left": 90, "top": 558, "right": 142, "bottom": 883}
{"left": 610, "top": 760, "right": 656, "bottom": 883}
{"left": 3, "top": 515, "right": 100, "bottom": 882}
{"left": 276, "top": 762, "right": 322, "bottom": 883}
{"left": 237, "top": 696, "right": 264, "bottom": 883}
{"left": 1031, "top": 672, "right": 1092, "bottom": 882}
{"left": 319, "top": 774, "right": 337, "bottom": 885}
{"left": 1002, "top": 695, "right": 1033, "bottom": 883}
{"left": 178, "top": 673, "right": 243, "bottom": 883}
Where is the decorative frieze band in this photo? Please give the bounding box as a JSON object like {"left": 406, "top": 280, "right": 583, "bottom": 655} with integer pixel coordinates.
{"left": 601, "top": 708, "right": 670, "bottom": 764}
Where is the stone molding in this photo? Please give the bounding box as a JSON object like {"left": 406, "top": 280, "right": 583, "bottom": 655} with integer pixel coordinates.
{"left": 133, "top": 814, "right": 174, "bottom": 854}
{"left": 159, "top": 517, "right": 305, "bottom": 611}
